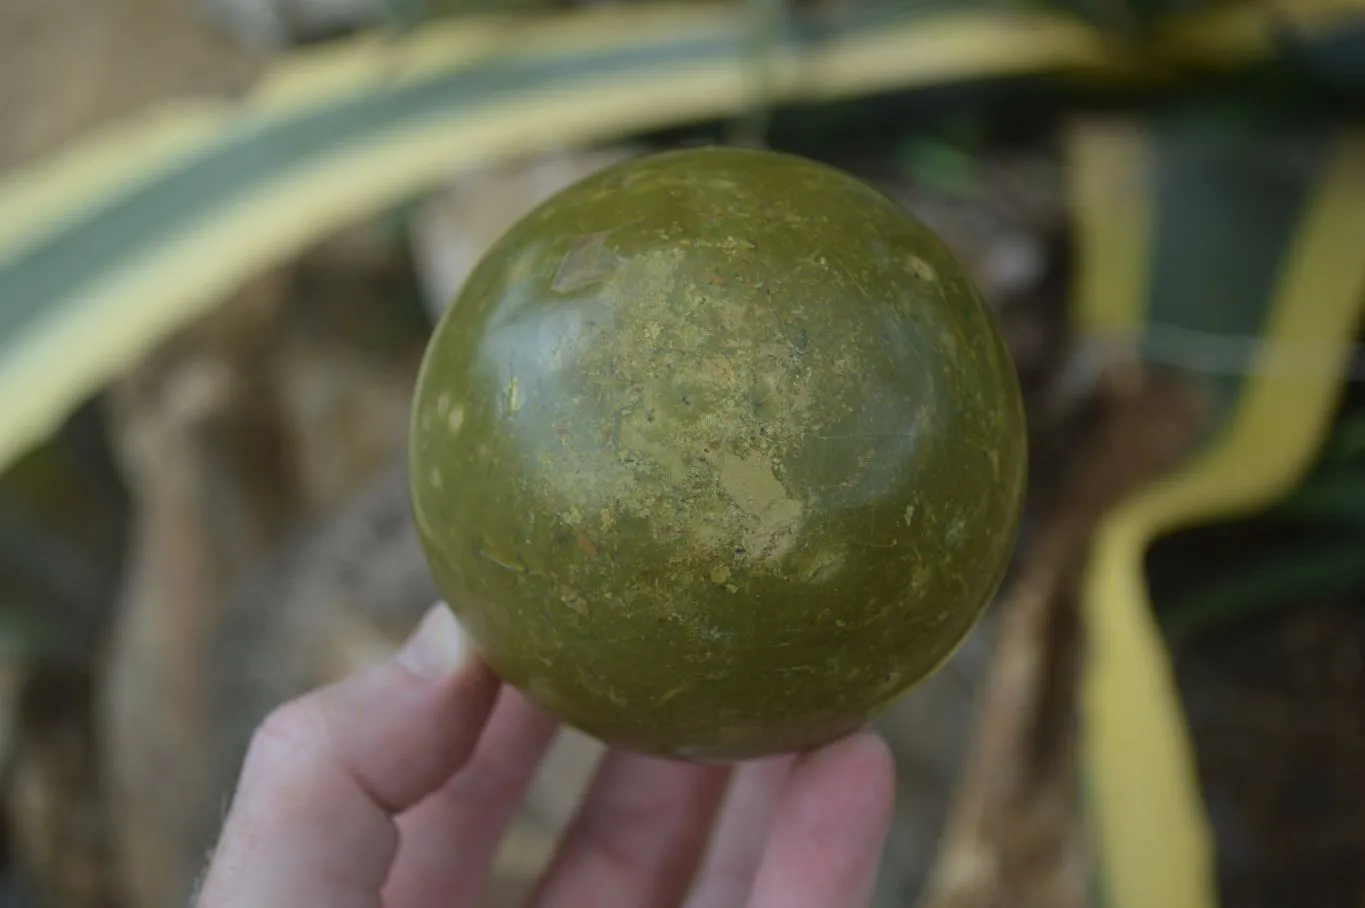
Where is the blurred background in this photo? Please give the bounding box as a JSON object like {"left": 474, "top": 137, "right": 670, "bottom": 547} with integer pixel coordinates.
{"left": 0, "top": 0, "right": 1363, "bottom": 906}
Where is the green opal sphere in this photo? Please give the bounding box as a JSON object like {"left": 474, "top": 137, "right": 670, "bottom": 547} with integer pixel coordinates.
{"left": 408, "top": 146, "right": 1026, "bottom": 760}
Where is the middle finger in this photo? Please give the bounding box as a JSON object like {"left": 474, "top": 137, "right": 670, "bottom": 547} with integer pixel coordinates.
{"left": 683, "top": 754, "right": 795, "bottom": 908}
{"left": 525, "top": 749, "right": 731, "bottom": 908}
{"left": 383, "top": 683, "right": 560, "bottom": 908}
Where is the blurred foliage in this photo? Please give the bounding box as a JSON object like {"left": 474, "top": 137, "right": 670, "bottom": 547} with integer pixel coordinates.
{"left": 1070, "top": 96, "right": 1365, "bottom": 907}
{"left": 0, "top": 404, "right": 129, "bottom": 666}
{"left": 1156, "top": 390, "right": 1365, "bottom": 643}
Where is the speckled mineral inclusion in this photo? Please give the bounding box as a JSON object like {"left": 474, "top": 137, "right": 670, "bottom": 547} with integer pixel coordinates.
{"left": 409, "top": 146, "right": 1026, "bottom": 760}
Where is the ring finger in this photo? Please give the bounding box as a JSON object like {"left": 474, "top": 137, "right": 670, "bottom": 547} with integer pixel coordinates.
{"left": 383, "top": 683, "right": 560, "bottom": 907}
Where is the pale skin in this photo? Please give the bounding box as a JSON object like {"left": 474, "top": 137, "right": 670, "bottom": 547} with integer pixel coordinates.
{"left": 195, "top": 603, "right": 896, "bottom": 908}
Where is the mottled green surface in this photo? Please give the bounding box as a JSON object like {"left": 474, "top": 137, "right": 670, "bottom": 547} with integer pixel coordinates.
{"left": 409, "top": 147, "right": 1026, "bottom": 759}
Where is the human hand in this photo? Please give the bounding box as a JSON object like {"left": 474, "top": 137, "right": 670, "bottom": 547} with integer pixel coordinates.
{"left": 195, "top": 603, "right": 896, "bottom": 908}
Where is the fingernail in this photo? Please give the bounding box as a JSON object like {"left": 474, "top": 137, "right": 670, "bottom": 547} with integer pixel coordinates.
{"left": 398, "top": 603, "right": 468, "bottom": 680}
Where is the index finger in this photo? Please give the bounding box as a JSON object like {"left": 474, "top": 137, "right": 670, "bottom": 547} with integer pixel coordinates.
{"left": 195, "top": 604, "right": 500, "bottom": 908}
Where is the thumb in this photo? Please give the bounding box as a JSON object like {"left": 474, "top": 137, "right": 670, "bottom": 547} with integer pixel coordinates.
{"left": 196, "top": 604, "right": 501, "bottom": 908}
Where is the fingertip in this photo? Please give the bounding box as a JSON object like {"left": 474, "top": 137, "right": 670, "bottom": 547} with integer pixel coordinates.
{"left": 792, "top": 729, "right": 897, "bottom": 847}
{"left": 397, "top": 602, "right": 473, "bottom": 680}
{"left": 808, "top": 728, "right": 893, "bottom": 767}
{"left": 804, "top": 729, "right": 896, "bottom": 804}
